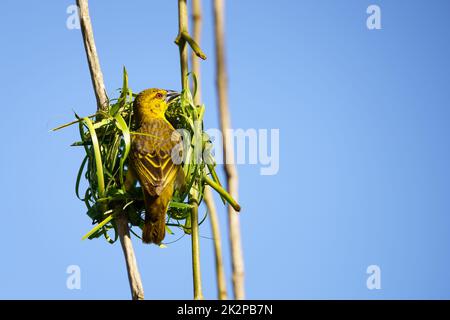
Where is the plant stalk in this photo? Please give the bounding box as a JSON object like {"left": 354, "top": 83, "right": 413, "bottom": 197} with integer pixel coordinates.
{"left": 205, "top": 187, "right": 228, "bottom": 300}
{"left": 176, "top": 31, "right": 207, "bottom": 60}
{"left": 76, "top": 0, "right": 107, "bottom": 110}
{"left": 76, "top": 0, "right": 144, "bottom": 300}
{"left": 177, "top": 0, "right": 204, "bottom": 300}
{"left": 177, "top": 0, "right": 189, "bottom": 91}
{"left": 190, "top": 199, "right": 203, "bottom": 300}
{"left": 213, "top": 0, "right": 245, "bottom": 300}
{"left": 191, "top": 0, "right": 227, "bottom": 300}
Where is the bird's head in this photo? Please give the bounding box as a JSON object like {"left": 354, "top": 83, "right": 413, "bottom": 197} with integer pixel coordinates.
{"left": 134, "top": 88, "right": 180, "bottom": 120}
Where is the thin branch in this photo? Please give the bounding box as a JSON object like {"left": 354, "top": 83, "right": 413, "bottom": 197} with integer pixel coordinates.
{"left": 191, "top": 0, "right": 203, "bottom": 106}
{"left": 190, "top": 199, "right": 203, "bottom": 300}
{"left": 204, "top": 187, "right": 228, "bottom": 300}
{"left": 213, "top": 0, "right": 245, "bottom": 300}
{"left": 177, "top": 0, "right": 204, "bottom": 300}
{"left": 176, "top": 31, "right": 207, "bottom": 60}
{"left": 177, "top": 0, "right": 189, "bottom": 90}
{"left": 76, "top": 0, "right": 144, "bottom": 300}
{"left": 116, "top": 212, "right": 144, "bottom": 300}
{"left": 76, "top": 0, "right": 108, "bottom": 110}
{"left": 191, "top": 0, "right": 228, "bottom": 300}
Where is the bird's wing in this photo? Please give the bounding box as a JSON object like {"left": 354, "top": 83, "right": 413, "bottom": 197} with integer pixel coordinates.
{"left": 130, "top": 119, "right": 182, "bottom": 196}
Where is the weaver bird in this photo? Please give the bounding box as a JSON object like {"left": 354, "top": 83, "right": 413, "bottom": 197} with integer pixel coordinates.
{"left": 129, "top": 88, "right": 183, "bottom": 244}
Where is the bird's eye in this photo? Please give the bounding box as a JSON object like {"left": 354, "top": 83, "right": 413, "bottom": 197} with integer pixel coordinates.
{"left": 156, "top": 93, "right": 163, "bottom": 99}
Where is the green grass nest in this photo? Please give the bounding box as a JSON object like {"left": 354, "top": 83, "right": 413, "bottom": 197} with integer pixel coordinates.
{"left": 55, "top": 69, "right": 238, "bottom": 244}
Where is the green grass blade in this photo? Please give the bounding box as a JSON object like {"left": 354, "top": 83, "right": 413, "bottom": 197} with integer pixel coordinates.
{"left": 204, "top": 176, "right": 241, "bottom": 212}
{"left": 83, "top": 117, "right": 105, "bottom": 197}
{"left": 51, "top": 113, "right": 96, "bottom": 131}
{"left": 113, "top": 113, "right": 130, "bottom": 188}
{"left": 207, "top": 162, "right": 226, "bottom": 205}
{"left": 75, "top": 155, "right": 88, "bottom": 200}
{"left": 82, "top": 213, "right": 113, "bottom": 240}
{"left": 169, "top": 201, "right": 194, "bottom": 209}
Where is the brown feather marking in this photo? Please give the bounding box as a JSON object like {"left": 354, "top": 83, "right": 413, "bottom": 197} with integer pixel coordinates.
{"left": 129, "top": 118, "right": 184, "bottom": 244}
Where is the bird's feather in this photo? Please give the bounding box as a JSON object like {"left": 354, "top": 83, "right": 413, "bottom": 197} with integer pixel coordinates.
{"left": 130, "top": 118, "right": 182, "bottom": 196}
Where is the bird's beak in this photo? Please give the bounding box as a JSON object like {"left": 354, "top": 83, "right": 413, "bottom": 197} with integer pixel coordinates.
{"left": 165, "top": 90, "right": 180, "bottom": 104}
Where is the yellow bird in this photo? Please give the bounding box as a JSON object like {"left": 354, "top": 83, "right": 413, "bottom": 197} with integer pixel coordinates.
{"left": 129, "top": 88, "right": 183, "bottom": 244}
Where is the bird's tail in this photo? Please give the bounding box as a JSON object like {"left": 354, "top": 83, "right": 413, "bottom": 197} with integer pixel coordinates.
{"left": 142, "top": 188, "right": 172, "bottom": 245}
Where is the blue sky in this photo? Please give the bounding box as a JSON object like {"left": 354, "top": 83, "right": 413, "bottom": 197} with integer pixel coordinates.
{"left": 1, "top": 0, "right": 450, "bottom": 299}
